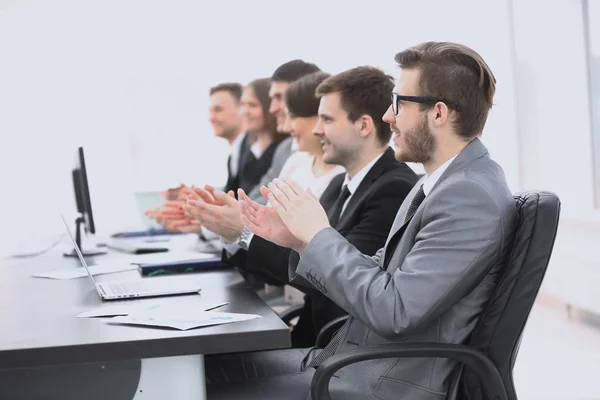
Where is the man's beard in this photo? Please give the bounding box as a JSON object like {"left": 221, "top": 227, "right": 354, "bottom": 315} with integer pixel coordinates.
{"left": 394, "top": 116, "right": 436, "bottom": 163}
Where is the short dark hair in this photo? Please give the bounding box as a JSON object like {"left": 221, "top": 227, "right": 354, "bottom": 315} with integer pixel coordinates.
{"left": 284, "top": 72, "right": 331, "bottom": 118}
{"left": 246, "top": 78, "right": 279, "bottom": 142}
{"left": 209, "top": 82, "right": 243, "bottom": 103}
{"left": 394, "top": 42, "right": 496, "bottom": 138}
{"left": 271, "top": 59, "right": 321, "bottom": 83}
{"left": 316, "top": 66, "right": 394, "bottom": 145}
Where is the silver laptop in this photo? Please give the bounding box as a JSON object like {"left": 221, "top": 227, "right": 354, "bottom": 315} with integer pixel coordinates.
{"left": 61, "top": 215, "right": 202, "bottom": 301}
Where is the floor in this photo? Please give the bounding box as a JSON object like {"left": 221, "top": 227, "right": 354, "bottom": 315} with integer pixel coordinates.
{"left": 512, "top": 302, "right": 600, "bottom": 399}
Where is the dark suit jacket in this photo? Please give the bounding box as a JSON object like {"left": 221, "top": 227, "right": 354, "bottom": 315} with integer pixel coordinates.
{"left": 236, "top": 140, "right": 281, "bottom": 195}
{"left": 225, "top": 148, "right": 419, "bottom": 346}
{"left": 223, "top": 133, "right": 251, "bottom": 194}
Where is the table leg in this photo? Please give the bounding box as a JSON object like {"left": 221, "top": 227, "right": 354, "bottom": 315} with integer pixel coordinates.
{"left": 132, "top": 354, "right": 206, "bottom": 400}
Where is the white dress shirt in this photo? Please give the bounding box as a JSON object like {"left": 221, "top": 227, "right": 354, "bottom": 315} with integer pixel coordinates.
{"left": 422, "top": 154, "right": 458, "bottom": 196}
{"left": 222, "top": 152, "right": 345, "bottom": 254}
{"left": 278, "top": 152, "right": 345, "bottom": 199}
{"left": 338, "top": 152, "right": 385, "bottom": 217}
{"left": 249, "top": 141, "right": 265, "bottom": 159}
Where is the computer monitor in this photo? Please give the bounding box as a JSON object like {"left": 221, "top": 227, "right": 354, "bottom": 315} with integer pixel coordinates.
{"left": 64, "top": 147, "right": 107, "bottom": 257}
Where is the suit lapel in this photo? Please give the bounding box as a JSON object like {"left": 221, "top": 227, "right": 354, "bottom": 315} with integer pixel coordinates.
{"left": 335, "top": 148, "right": 396, "bottom": 230}
{"left": 379, "top": 138, "right": 490, "bottom": 267}
{"left": 320, "top": 173, "right": 345, "bottom": 213}
{"left": 379, "top": 181, "right": 423, "bottom": 265}
{"left": 238, "top": 133, "right": 251, "bottom": 170}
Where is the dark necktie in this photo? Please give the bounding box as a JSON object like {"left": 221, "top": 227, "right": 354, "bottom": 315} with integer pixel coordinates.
{"left": 326, "top": 185, "right": 351, "bottom": 228}
{"left": 307, "top": 185, "right": 351, "bottom": 368}
{"left": 403, "top": 185, "right": 426, "bottom": 224}
{"left": 383, "top": 185, "right": 426, "bottom": 269}
{"left": 307, "top": 316, "right": 352, "bottom": 368}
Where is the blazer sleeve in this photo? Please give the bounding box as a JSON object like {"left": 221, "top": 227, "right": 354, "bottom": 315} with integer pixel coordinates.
{"left": 288, "top": 175, "right": 413, "bottom": 292}
{"left": 290, "top": 178, "right": 511, "bottom": 339}
{"left": 244, "top": 235, "right": 294, "bottom": 285}
{"left": 247, "top": 138, "right": 294, "bottom": 205}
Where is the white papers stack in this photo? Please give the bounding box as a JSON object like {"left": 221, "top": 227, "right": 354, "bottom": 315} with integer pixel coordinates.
{"left": 107, "top": 312, "right": 261, "bottom": 330}
{"left": 75, "top": 302, "right": 229, "bottom": 318}
{"left": 76, "top": 302, "right": 261, "bottom": 330}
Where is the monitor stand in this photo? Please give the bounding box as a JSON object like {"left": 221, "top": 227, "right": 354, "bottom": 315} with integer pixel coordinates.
{"left": 63, "top": 216, "right": 108, "bottom": 257}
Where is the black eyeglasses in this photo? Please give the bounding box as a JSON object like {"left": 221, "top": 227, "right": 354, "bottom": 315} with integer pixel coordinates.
{"left": 391, "top": 93, "right": 460, "bottom": 115}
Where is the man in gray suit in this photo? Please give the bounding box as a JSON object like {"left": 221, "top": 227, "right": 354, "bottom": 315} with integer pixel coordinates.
{"left": 206, "top": 42, "right": 518, "bottom": 400}
{"left": 247, "top": 59, "right": 321, "bottom": 204}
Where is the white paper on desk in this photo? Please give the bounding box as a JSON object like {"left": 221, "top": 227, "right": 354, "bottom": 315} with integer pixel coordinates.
{"left": 106, "top": 311, "right": 261, "bottom": 330}
{"left": 76, "top": 301, "right": 229, "bottom": 318}
{"left": 32, "top": 263, "right": 138, "bottom": 280}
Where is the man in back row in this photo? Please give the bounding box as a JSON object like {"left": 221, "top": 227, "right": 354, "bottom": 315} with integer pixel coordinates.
{"left": 206, "top": 41, "right": 518, "bottom": 400}
{"left": 146, "top": 82, "right": 247, "bottom": 232}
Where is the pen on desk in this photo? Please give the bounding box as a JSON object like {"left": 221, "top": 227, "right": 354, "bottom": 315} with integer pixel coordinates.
{"left": 204, "top": 302, "right": 228, "bottom": 311}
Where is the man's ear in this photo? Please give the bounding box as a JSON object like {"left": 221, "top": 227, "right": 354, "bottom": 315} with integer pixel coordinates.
{"left": 356, "top": 114, "right": 375, "bottom": 139}
{"left": 431, "top": 102, "right": 451, "bottom": 128}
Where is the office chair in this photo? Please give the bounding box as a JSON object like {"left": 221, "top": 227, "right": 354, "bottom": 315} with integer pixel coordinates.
{"left": 310, "top": 191, "right": 561, "bottom": 400}
{"left": 279, "top": 304, "right": 304, "bottom": 324}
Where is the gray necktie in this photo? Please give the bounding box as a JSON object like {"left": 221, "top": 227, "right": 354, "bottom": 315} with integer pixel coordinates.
{"left": 307, "top": 317, "right": 352, "bottom": 368}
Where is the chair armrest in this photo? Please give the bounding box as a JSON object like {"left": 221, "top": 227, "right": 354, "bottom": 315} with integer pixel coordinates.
{"left": 279, "top": 304, "right": 304, "bottom": 325}
{"left": 315, "top": 316, "right": 349, "bottom": 348}
{"left": 310, "top": 343, "right": 507, "bottom": 400}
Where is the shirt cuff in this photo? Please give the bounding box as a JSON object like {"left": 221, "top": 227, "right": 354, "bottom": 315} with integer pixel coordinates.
{"left": 200, "top": 226, "right": 220, "bottom": 241}
{"left": 221, "top": 232, "right": 254, "bottom": 256}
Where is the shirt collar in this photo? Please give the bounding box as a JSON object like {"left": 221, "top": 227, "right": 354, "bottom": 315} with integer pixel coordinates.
{"left": 290, "top": 137, "right": 299, "bottom": 151}
{"left": 230, "top": 132, "right": 246, "bottom": 157}
{"left": 250, "top": 141, "right": 265, "bottom": 159}
{"left": 342, "top": 152, "right": 385, "bottom": 195}
{"left": 422, "top": 154, "right": 458, "bottom": 196}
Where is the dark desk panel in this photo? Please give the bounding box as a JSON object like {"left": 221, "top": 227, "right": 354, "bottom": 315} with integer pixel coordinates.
{"left": 0, "top": 250, "right": 290, "bottom": 370}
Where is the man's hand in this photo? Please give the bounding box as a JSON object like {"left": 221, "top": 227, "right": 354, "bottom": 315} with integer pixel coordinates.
{"left": 161, "top": 184, "right": 189, "bottom": 201}
{"left": 163, "top": 218, "right": 202, "bottom": 233}
{"left": 238, "top": 187, "right": 304, "bottom": 250}
{"left": 181, "top": 185, "right": 216, "bottom": 204}
{"left": 267, "top": 179, "right": 330, "bottom": 245}
{"left": 153, "top": 201, "right": 186, "bottom": 223}
{"left": 182, "top": 187, "right": 244, "bottom": 243}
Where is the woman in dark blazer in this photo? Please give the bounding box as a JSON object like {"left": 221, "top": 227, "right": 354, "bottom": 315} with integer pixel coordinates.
{"left": 236, "top": 78, "right": 285, "bottom": 194}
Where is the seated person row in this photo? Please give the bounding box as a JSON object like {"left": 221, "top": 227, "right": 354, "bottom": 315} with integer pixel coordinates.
{"left": 205, "top": 41, "right": 518, "bottom": 400}
{"left": 147, "top": 77, "right": 281, "bottom": 233}
{"left": 147, "top": 59, "right": 321, "bottom": 231}
{"left": 183, "top": 67, "right": 418, "bottom": 347}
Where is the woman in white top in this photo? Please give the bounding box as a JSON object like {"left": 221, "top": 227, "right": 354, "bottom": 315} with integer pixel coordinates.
{"left": 178, "top": 72, "right": 344, "bottom": 253}
{"left": 278, "top": 72, "right": 344, "bottom": 198}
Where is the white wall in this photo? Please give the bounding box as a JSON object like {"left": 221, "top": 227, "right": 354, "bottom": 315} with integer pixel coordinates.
{"left": 0, "top": 0, "right": 520, "bottom": 252}
{"left": 510, "top": 0, "right": 600, "bottom": 313}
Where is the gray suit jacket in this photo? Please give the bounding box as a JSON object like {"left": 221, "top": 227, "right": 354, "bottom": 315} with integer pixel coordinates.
{"left": 248, "top": 136, "right": 295, "bottom": 204}
{"left": 290, "top": 139, "right": 517, "bottom": 400}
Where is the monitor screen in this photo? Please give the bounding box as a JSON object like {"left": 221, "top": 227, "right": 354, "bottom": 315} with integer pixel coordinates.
{"left": 74, "top": 147, "right": 96, "bottom": 235}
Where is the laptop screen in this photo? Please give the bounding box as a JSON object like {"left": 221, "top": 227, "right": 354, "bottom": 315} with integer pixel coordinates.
{"left": 60, "top": 214, "right": 103, "bottom": 297}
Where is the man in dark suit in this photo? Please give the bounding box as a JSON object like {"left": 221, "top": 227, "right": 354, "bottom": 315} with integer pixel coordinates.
{"left": 228, "top": 68, "right": 418, "bottom": 346}
{"left": 146, "top": 82, "right": 249, "bottom": 232}
{"left": 207, "top": 42, "right": 518, "bottom": 400}
{"left": 185, "top": 67, "right": 418, "bottom": 347}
